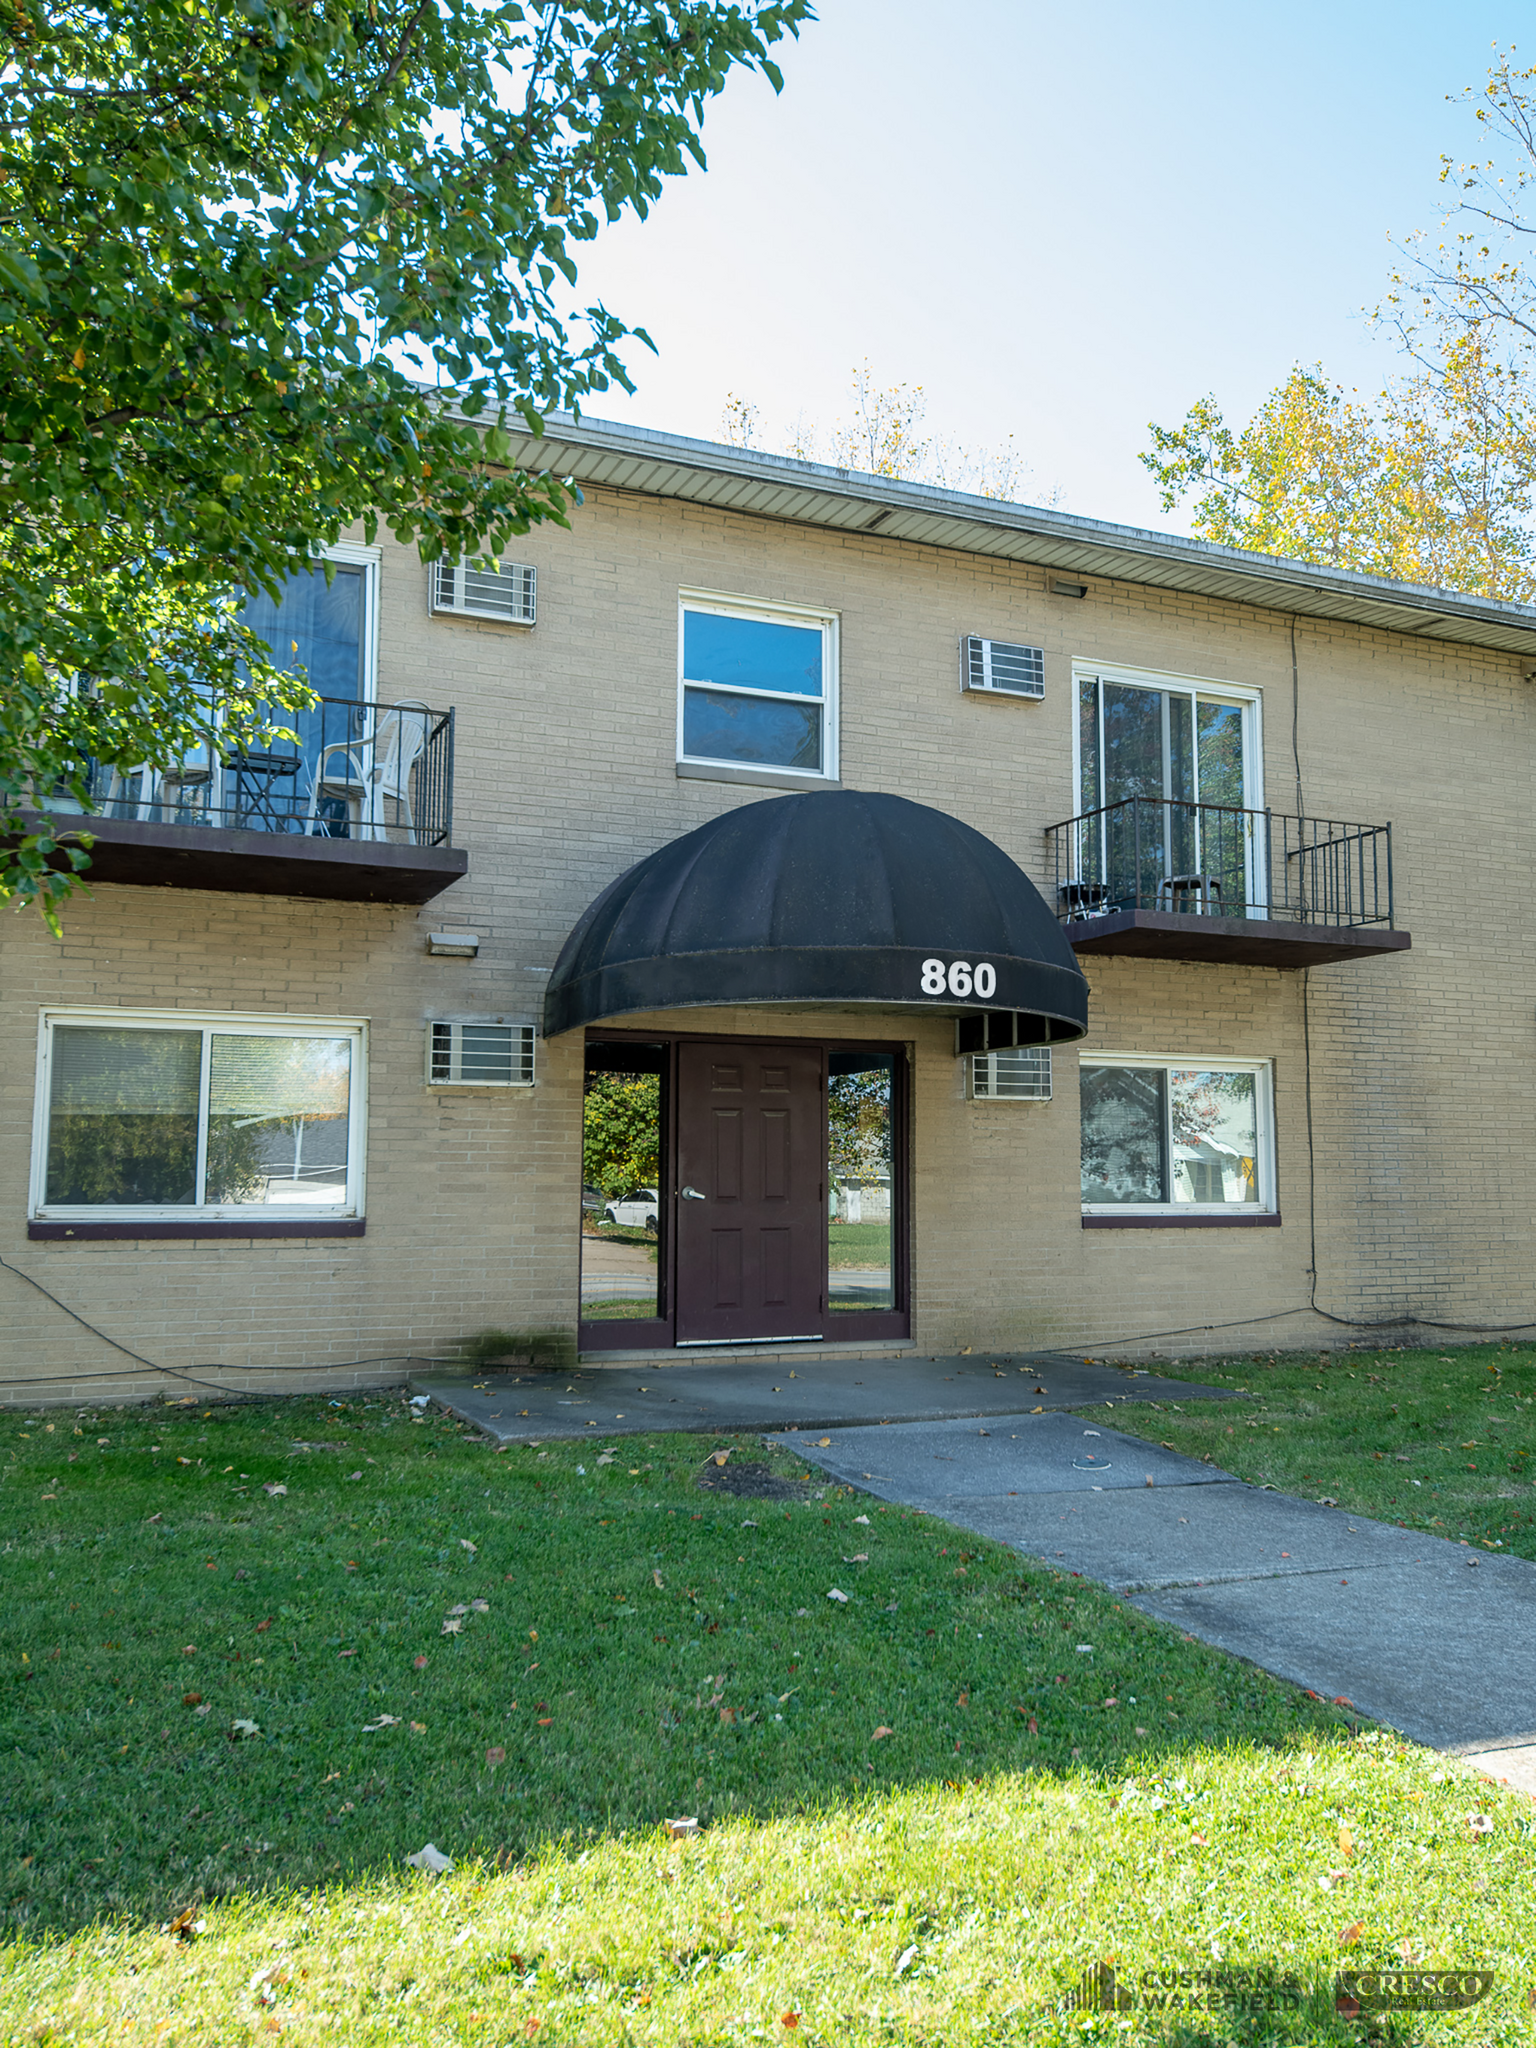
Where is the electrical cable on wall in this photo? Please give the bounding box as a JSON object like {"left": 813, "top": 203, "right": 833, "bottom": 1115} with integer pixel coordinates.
{"left": 0, "top": 1254, "right": 452, "bottom": 1399}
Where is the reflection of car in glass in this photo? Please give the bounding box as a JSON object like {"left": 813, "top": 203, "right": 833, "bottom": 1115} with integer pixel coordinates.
{"left": 605, "top": 1186, "right": 660, "bottom": 1232}
{"left": 581, "top": 1183, "right": 606, "bottom": 1214}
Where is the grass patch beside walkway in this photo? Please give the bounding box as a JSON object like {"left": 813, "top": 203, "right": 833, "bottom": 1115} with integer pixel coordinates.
{"left": 2, "top": 1389, "right": 1534, "bottom": 2042}
{"left": 1094, "top": 1342, "right": 1536, "bottom": 1558}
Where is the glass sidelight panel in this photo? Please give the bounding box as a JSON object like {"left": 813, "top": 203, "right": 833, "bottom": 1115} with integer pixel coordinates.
{"left": 581, "top": 1042, "right": 665, "bottom": 1321}
{"left": 827, "top": 1051, "right": 894, "bottom": 1312}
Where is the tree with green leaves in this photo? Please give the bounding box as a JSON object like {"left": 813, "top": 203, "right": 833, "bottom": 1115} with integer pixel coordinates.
{"left": 1143, "top": 51, "right": 1536, "bottom": 603}
{"left": 2, "top": 0, "right": 811, "bottom": 923}
{"left": 581, "top": 1071, "right": 659, "bottom": 1203}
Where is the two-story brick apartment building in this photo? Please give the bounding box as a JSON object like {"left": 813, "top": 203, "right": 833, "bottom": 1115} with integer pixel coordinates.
{"left": 9, "top": 416, "right": 1536, "bottom": 1402}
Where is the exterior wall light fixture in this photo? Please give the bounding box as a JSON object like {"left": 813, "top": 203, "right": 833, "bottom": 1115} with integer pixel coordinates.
{"left": 427, "top": 931, "right": 480, "bottom": 958}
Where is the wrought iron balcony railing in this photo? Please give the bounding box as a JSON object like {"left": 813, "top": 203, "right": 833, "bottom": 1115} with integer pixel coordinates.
{"left": 76, "top": 696, "right": 455, "bottom": 848}
{"left": 1046, "top": 797, "right": 1394, "bottom": 930}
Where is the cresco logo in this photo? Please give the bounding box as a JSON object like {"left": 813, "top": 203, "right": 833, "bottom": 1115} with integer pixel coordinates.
{"left": 1337, "top": 1969, "right": 1496, "bottom": 2014}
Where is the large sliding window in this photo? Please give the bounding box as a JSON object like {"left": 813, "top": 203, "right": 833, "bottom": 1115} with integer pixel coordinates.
{"left": 31, "top": 1010, "right": 366, "bottom": 1222}
{"left": 1080, "top": 1055, "right": 1274, "bottom": 1217}
{"left": 1075, "top": 666, "right": 1261, "bottom": 916}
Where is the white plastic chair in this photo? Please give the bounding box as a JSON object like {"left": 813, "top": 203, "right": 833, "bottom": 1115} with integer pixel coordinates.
{"left": 304, "top": 701, "right": 431, "bottom": 842}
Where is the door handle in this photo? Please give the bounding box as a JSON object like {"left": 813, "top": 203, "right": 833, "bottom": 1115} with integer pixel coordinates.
{"left": 680, "top": 1186, "right": 707, "bottom": 1201}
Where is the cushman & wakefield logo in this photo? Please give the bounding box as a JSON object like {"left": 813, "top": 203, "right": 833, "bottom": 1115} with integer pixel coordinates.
{"left": 1068, "top": 1960, "right": 1497, "bottom": 2015}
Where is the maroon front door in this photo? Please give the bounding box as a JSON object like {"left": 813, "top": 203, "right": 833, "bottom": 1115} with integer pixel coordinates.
{"left": 674, "top": 1040, "right": 826, "bottom": 1344}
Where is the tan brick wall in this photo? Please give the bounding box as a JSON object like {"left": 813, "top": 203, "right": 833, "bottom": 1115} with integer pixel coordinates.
{"left": 3, "top": 484, "right": 1533, "bottom": 1401}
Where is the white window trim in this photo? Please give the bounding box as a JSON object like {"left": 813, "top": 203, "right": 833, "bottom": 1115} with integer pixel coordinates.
{"left": 677, "top": 588, "right": 840, "bottom": 783}
{"left": 317, "top": 540, "right": 381, "bottom": 704}
{"left": 30, "top": 1007, "right": 369, "bottom": 1223}
{"left": 1079, "top": 1050, "right": 1275, "bottom": 1217}
{"left": 1071, "top": 660, "right": 1263, "bottom": 805}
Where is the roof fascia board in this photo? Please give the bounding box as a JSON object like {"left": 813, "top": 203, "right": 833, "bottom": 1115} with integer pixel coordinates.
{"left": 482, "top": 409, "right": 1536, "bottom": 659}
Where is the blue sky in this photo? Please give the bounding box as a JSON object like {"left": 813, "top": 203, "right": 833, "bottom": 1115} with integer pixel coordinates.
{"left": 571, "top": 0, "right": 1519, "bottom": 530}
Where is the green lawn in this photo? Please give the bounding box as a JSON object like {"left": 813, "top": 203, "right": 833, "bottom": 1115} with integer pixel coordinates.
{"left": 3, "top": 1390, "right": 1534, "bottom": 2044}
{"left": 827, "top": 1221, "right": 891, "bottom": 1269}
{"left": 1092, "top": 1341, "right": 1536, "bottom": 1558}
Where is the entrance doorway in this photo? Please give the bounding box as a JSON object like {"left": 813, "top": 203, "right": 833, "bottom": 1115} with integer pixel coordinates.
{"left": 675, "top": 1040, "right": 825, "bottom": 1344}
{"left": 579, "top": 1032, "right": 908, "bottom": 1351}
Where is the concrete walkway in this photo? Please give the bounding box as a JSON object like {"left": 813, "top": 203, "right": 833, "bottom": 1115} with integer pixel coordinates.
{"left": 774, "top": 1410, "right": 1536, "bottom": 1782}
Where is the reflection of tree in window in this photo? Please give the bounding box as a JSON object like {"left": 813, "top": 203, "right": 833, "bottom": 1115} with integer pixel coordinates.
{"left": 828, "top": 1068, "right": 891, "bottom": 1182}
{"left": 1079, "top": 1065, "right": 1166, "bottom": 1204}
{"left": 582, "top": 1073, "right": 660, "bottom": 1200}
{"left": 206, "top": 1036, "right": 351, "bottom": 1204}
{"left": 46, "top": 1028, "right": 208, "bottom": 1206}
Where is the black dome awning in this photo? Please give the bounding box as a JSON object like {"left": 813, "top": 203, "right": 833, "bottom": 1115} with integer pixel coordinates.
{"left": 543, "top": 791, "right": 1089, "bottom": 1043}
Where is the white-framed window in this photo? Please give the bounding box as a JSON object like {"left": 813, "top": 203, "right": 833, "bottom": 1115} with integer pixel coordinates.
{"left": 677, "top": 590, "right": 838, "bottom": 782}
{"left": 30, "top": 1009, "right": 368, "bottom": 1222}
{"left": 970, "top": 1046, "right": 1052, "bottom": 1100}
{"left": 1072, "top": 662, "right": 1263, "bottom": 917}
{"left": 1080, "top": 1053, "right": 1274, "bottom": 1215}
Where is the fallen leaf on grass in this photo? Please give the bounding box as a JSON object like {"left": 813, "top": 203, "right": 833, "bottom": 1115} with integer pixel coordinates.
{"left": 469, "top": 1599, "right": 489, "bottom": 1613}
{"left": 486, "top": 1745, "right": 506, "bottom": 1765}
{"left": 781, "top": 2016, "right": 799, "bottom": 2031}
{"left": 708, "top": 1449, "right": 731, "bottom": 1467}
{"left": 537, "top": 1716, "right": 553, "bottom": 1726}
{"left": 182, "top": 1692, "right": 202, "bottom": 1707}
{"left": 1338, "top": 1921, "right": 1364, "bottom": 1946}
{"left": 145, "top": 1513, "right": 163, "bottom": 1524}
{"left": 166, "top": 1906, "right": 206, "bottom": 1941}
{"left": 894, "top": 1943, "right": 918, "bottom": 1977}
{"left": 442, "top": 1617, "right": 464, "bottom": 1636}
{"left": 853, "top": 1514, "right": 871, "bottom": 1525}
{"left": 1339, "top": 1826, "right": 1354, "bottom": 1859}
{"left": 460, "top": 1539, "right": 477, "bottom": 1553}
{"left": 346, "top": 1471, "right": 362, "bottom": 1482}
{"left": 256, "top": 1617, "right": 272, "bottom": 1634}
{"left": 362, "top": 1715, "right": 401, "bottom": 1732}
{"left": 827, "top": 1587, "right": 849, "bottom": 1604}
{"left": 410, "top": 1721, "right": 426, "bottom": 1732}
{"left": 842, "top": 1553, "right": 869, "bottom": 1563}
{"left": 652, "top": 1570, "right": 665, "bottom": 1588}
{"left": 404, "top": 1842, "right": 452, "bottom": 1874}
{"left": 1468, "top": 1813, "right": 1495, "bottom": 1836}
{"left": 872, "top": 1726, "right": 894, "bottom": 1740}
{"left": 665, "top": 1816, "right": 700, "bottom": 1839}
{"left": 229, "top": 1718, "right": 261, "bottom": 1740}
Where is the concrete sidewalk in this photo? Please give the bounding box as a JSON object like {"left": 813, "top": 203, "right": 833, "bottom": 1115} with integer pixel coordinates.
{"left": 411, "top": 1351, "right": 1235, "bottom": 1441}
{"left": 776, "top": 1411, "right": 1536, "bottom": 1779}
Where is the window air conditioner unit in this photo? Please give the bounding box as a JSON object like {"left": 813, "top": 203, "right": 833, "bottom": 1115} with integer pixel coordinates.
{"left": 427, "top": 1019, "right": 536, "bottom": 1087}
{"left": 961, "top": 635, "right": 1044, "bottom": 699}
{"left": 430, "top": 559, "right": 536, "bottom": 625}
{"left": 970, "top": 1046, "right": 1052, "bottom": 1101}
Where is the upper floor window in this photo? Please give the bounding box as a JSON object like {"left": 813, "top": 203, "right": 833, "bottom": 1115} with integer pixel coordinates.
{"left": 678, "top": 593, "right": 838, "bottom": 782}
{"left": 31, "top": 1010, "right": 367, "bottom": 1222}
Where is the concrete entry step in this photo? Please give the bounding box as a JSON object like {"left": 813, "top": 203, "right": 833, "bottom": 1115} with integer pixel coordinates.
{"left": 411, "top": 1352, "right": 1234, "bottom": 1441}
{"left": 578, "top": 1338, "right": 920, "bottom": 1369}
